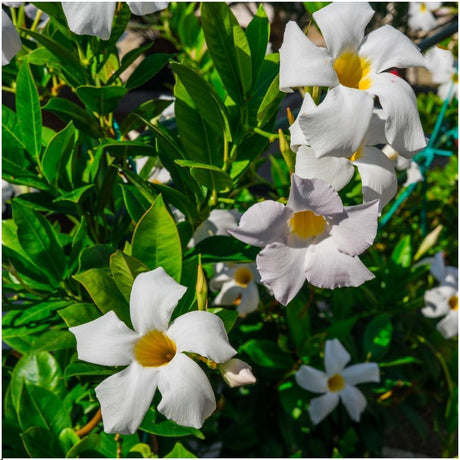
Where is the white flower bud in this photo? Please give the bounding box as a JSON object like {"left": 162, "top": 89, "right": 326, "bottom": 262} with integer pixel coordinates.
{"left": 219, "top": 358, "right": 256, "bottom": 388}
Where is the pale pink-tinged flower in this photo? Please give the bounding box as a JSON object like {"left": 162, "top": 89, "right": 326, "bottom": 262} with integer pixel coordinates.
{"left": 219, "top": 358, "right": 256, "bottom": 388}
{"left": 296, "top": 339, "right": 380, "bottom": 424}
{"left": 70, "top": 267, "right": 236, "bottom": 433}
{"left": 280, "top": 2, "right": 426, "bottom": 156}
{"left": 229, "top": 174, "right": 379, "bottom": 305}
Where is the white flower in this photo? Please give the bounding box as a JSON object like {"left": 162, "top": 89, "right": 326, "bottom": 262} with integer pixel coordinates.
{"left": 219, "top": 358, "right": 256, "bottom": 388}
{"left": 291, "top": 94, "right": 398, "bottom": 211}
{"left": 69, "top": 267, "right": 236, "bottom": 434}
{"left": 382, "top": 144, "right": 424, "bottom": 188}
{"left": 422, "top": 252, "right": 458, "bottom": 339}
{"left": 229, "top": 174, "right": 379, "bottom": 305}
{"left": 280, "top": 2, "right": 426, "bottom": 156}
{"left": 62, "top": 2, "right": 168, "bottom": 41}
{"left": 135, "top": 157, "right": 172, "bottom": 184}
{"left": 189, "top": 209, "right": 241, "bottom": 247}
{"left": 425, "top": 47, "right": 458, "bottom": 101}
{"left": 295, "top": 339, "right": 380, "bottom": 424}
{"left": 2, "top": 10, "right": 21, "bottom": 66}
{"left": 210, "top": 262, "right": 260, "bottom": 316}
{"left": 408, "top": 2, "right": 441, "bottom": 32}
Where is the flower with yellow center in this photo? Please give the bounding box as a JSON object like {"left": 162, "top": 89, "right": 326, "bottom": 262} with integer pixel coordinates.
{"left": 229, "top": 174, "right": 379, "bottom": 305}
{"left": 279, "top": 2, "right": 426, "bottom": 156}
{"left": 422, "top": 252, "right": 458, "bottom": 339}
{"left": 425, "top": 47, "right": 458, "bottom": 102}
{"left": 210, "top": 262, "right": 261, "bottom": 316}
{"left": 295, "top": 339, "right": 380, "bottom": 424}
{"left": 408, "top": 2, "right": 441, "bottom": 32}
{"left": 69, "top": 267, "right": 237, "bottom": 434}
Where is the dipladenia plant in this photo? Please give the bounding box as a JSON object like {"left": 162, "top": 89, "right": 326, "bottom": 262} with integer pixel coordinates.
{"left": 2, "top": 1, "right": 458, "bottom": 458}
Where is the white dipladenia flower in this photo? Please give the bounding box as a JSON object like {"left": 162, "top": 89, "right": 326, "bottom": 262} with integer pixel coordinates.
{"left": 2, "top": 9, "right": 21, "bottom": 65}
{"left": 229, "top": 174, "right": 379, "bottom": 306}
{"left": 219, "top": 358, "right": 256, "bottom": 388}
{"left": 422, "top": 252, "right": 458, "bottom": 339}
{"left": 62, "top": 2, "right": 168, "bottom": 40}
{"left": 408, "top": 2, "right": 441, "bottom": 32}
{"left": 290, "top": 94, "right": 398, "bottom": 211}
{"left": 296, "top": 339, "right": 380, "bottom": 424}
{"left": 69, "top": 267, "right": 237, "bottom": 433}
{"left": 280, "top": 2, "right": 426, "bottom": 156}
{"left": 425, "top": 47, "right": 458, "bottom": 101}
{"left": 210, "top": 262, "right": 260, "bottom": 316}
{"left": 382, "top": 144, "right": 424, "bottom": 188}
{"left": 189, "top": 209, "right": 241, "bottom": 247}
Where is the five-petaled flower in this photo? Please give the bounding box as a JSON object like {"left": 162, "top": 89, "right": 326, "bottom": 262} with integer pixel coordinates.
{"left": 422, "top": 252, "right": 458, "bottom": 339}
{"left": 229, "top": 174, "right": 379, "bottom": 306}
{"left": 280, "top": 2, "right": 427, "bottom": 156}
{"left": 295, "top": 339, "right": 380, "bottom": 424}
{"left": 425, "top": 46, "right": 458, "bottom": 101}
{"left": 69, "top": 267, "right": 237, "bottom": 434}
{"left": 408, "top": 2, "right": 441, "bottom": 32}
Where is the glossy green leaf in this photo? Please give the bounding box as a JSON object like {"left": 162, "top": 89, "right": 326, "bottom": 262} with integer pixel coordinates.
{"left": 16, "top": 62, "right": 42, "bottom": 159}
{"left": 65, "top": 433, "right": 102, "bottom": 458}
{"left": 41, "top": 121, "right": 75, "bottom": 188}
{"left": 107, "top": 43, "right": 152, "bottom": 84}
{"left": 286, "top": 292, "right": 311, "bottom": 350}
{"left": 76, "top": 85, "right": 128, "bottom": 115}
{"left": 391, "top": 235, "right": 412, "bottom": 268}
{"left": 246, "top": 4, "right": 270, "bottom": 81}
{"left": 126, "top": 53, "right": 171, "bottom": 90}
{"left": 240, "top": 339, "right": 294, "bottom": 370}
{"left": 257, "top": 74, "right": 285, "bottom": 127}
{"left": 59, "top": 428, "right": 80, "bottom": 453}
{"left": 109, "top": 251, "right": 149, "bottom": 302}
{"left": 73, "top": 268, "right": 131, "bottom": 326}
{"left": 120, "top": 183, "right": 151, "bottom": 222}
{"left": 65, "top": 362, "right": 118, "bottom": 378}
{"left": 165, "top": 442, "right": 197, "bottom": 458}
{"left": 363, "top": 314, "right": 393, "bottom": 360}
{"left": 78, "top": 244, "right": 113, "bottom": 272}
{"left": 20, "top": 426, "right": 64, "bottom": 458}
{"left": 232, "top": 17, "right": 252, "bottom": 96}
{"left": 140, "top": 416, "right": 204, "bottom": 439}
{"left": 58, "top": 302, "right": 101, "bottom": 327}
{"left": 131, "top": 195, "right": 182, "bottom": 281}
{"left": 54, "top": 184, "right": 94, "bottom": 203}
{"left": 176, "top": 160, "right": 233, "bottom": 192}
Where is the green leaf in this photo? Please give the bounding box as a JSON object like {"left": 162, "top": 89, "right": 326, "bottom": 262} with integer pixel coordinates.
{"left": 54, "top": 184, "right": 94, "bottom": 203}
{"left": 58, "top": 302, "right": 101, "bottom": 327}
{"left": 78, "top": 244, "right": 113, "bottom": 272}
{"left": 240, "top": 339, "right": 294, "bottom": 370}
{"left": 20, "top": 426, "right": 64, "bottom": 458}
{"left": 99, "top": 140, "right": 153, "bottom": 157}
{"left": 207, "top": 308, "right": 239, "bottom": 333}
{"left": 12, "top": 200, "right": 66, "bottom": 285}
{"left": 59, "top": 428, "right": 80, "bottom": 453}
{"left": 257, "top": 74, "right": 285, "bottom": 127}
{"left": 73, "top": 268, "right": 131, "bottom": 326}
{"left": 33, "top": 330, "right": 76, "bottom": 352}
{"left": 41, "top": 121, "right": 75, "bottom": 188}
{"left": 131, "top": 195, "right": 182, "bottom": 281}
{"left": 120, "top": 99, "right": 173, "bottom": 135}
{"left": 18, "top": 384, "right": 72, "bottom": 435}
{"left": 201, "top": 3, "right": 244, "bottom": 103}
{"left": 120, "top": 183, "right": 151, "bottom": 222}
{"left": 76, "top": 85, "right": 128, "bottom": 115}
{"left": 165, "top": 442, "right": 197, "bottom": 458}
{"left": 232, "top": 17, "right": 252, "bottom": 95}
{"left": 16, "top": 62, "right": 42, "bottom": 159}
{"left": 391, "top": 235, "right": 412, "bottom": 268}
{"left": 246, "top": 4, "right": 270, "bottom": 81}
{"left": 65, "top": 362, "right": 118, "bottom": 378}
{"left": 140, "top": 417, "right": 204, "bottom": 439}
{"left": 109, "top": 251, "right": 149, "bottom": 302}
{"left": 43, "top": 98, "right": 102, "bottom": 139}
{"left": 176, "top": 160, "right": 233, "bottom": 192}
{"left": 286, "top": 293, "right": 310, "bottom": 350}
{"left": 126, "top": 53, "right": 171, "bottom": 90}
{"left": 65, "top": 433, "right": 102, "bottom": 458}
{"left": 107, "top": 43, "right": 153, "bottom": 84}
{"left": 363, "top": 314, "right": 393, "bottom": 360}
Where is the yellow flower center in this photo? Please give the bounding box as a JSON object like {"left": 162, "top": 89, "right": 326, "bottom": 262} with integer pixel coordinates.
{"left": 327, "top": 374, "right": 345, "bottom": 392}
{"left": 348, "top": 146, "right": 363, "bottom": 162}
{"left": 234, "top": 267, "right": 253, "bottom": 287}
{"left": 420, "top": 3, "right": 427, "bottom": 12}
{"left": 289, "top": 210, "right": 326, "bottom": 239}
{"left": 134, "top": 330, "right": 177, "bottom": 367}
{"left": 333, "top": 50, "right": 372, "bottom": 90}
{"left": 448, "top": 295, "right": 458, "bottom": 311}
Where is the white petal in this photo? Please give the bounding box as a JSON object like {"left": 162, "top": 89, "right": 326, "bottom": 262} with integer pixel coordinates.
{"left": 288, "top": 174, "right": 343, "bottom": 217}
{"left": 295, "top": 365, "right": 328, "bottom": 393}
{"left": 330, "top": 200, "right": 379, "bottom": 257}
{"left": 339, "top": 385, "right": 367, "bottom": 422}
{"left": 157, "top": 353, "right": 216, "bottom": 429}
{"left": 359, "top": 25, "right": 425, "bottom": 73}
{"left": 167, "top": 311, "right": 236, "bottom": 363}
{"left": 228, "top": 201, "right": 292, "bottom": 247}
{"left": 295, "top": 146, "right": 354, "bottom": 192}
{"left": 213, "top": 280, "right": 240, "bottom": 305}
{"left": 403, "top": 161, "right": 423, "bottom": 187}
{"left": 256, "top": 243, "right": 308, "bottom": 306}
{"left": 289, "top": 93, "right": 317, "bottom": 152}
{"left": 237, "top": 282, "right": 260, "bottom": 315}
{"left": 408, "top": 5, "right": 438, "bottom": 32}
{"left": 305, "top": 237, "right": 374, "bottom": 289}
{"left": 436, "top": 310, "right": 458, "bottom": 339}
{"left": 342, "top": 363, "right": 380, "bottom": 385}
{"left": 369, "top": 73, "right": 426, "bottom": 154}
{"left": 313, "top": 2, "right": 374, "bottom": 58}
{"left": 279, "top": 21, "right": 338, "bottom": 91}
{"left": 96, "top": 361, "right": 159, "bottom": 435}
{"left": 324, "top": 339, "right": 351, "bottom": 376}
{"left": 430, "top": 252, "right": 446, "bottom": 283}
{"left": 425, "top": 46, "right": 455, "bottom": 83}
{"left": 2, "top": 10, "right": 21, "bottom": 66}
{"left": 209, "top": 272, "right": 233, "bottom": 292}
{"left": 366, "top": 109, "right": 389, "bottom": 146}
{"left": 62, "top": 2, "right": 116, "bottom": 40}
{"left": 130, "top": 268, "right": 187, "bottom": 335}
{"left": 69, "top": 311, "right": 138, "bottom": 366}
{"left": 422, "top": 286, "right": 453, "bottom": 318}
{"left": 308, "top": 392, "right": 340, "bottom": 425}
{"left": 3, "top": 2, "right": 24, "bottom": 6}
{"left": 438, "top": 81, "right": 457, "bottom": 101}
{"left": 127, "top": 2, "right": 168, "bottom": 15}
{"left": 191, "top": 209, "right": 240, "bottom": 246}
{"left": 298, "top": 86, "right": 374, "bottom": 158}
{"left": 353, "top": 146, "right": 398, "bottom": 211}
{"left": 220, "top": 358, "right": 256, "bottom": 388}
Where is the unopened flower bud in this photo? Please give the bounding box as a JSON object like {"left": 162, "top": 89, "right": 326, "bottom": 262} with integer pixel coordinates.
{"left": 278, "top": 129, "right": 296, "bottom": 174}
{"left": 196, "top": 256, "right": 208, "bottom": 311}
{"left": 219, "top": 358, "right": 256, "bottom": 388}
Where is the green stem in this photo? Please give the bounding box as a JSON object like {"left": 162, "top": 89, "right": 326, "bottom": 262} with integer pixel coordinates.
{"left": 30, "top": 9, "right": 43, "bottom": 32}
{"left": 253, "top": 127, "right": 278, "bottom": 142}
